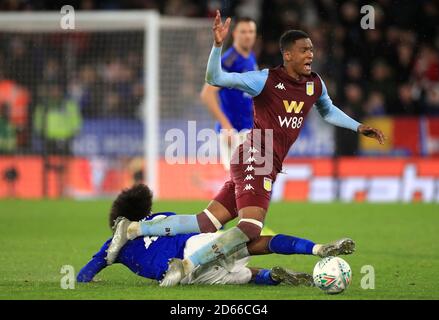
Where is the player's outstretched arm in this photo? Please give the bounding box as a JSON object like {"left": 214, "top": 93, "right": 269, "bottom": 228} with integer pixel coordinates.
{"left": 77, "top": 253, "right": 107, "bottom": 283}
{"left": 205, "top": 10, "right": 268, "bottom": 97}
{"left": 315, "top": 78, "right": 385, "bottom": 145}
{"left": 77, "top": 243, "right": 110, "bottom": 282}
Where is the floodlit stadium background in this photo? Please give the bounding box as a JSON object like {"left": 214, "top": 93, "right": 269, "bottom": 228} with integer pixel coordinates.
{"left": 0, "top": 0, "right": 438, "bottom": 203}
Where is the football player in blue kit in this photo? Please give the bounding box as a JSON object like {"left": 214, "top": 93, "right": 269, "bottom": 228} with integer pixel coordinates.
{"left": 77, "top": 184, "right": 314, "bottom": 286}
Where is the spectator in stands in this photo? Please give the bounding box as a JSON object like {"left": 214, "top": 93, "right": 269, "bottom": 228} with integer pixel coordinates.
{"left": 335, "top": 83, "right": 364, "bottom": 156}
{"left": 413, "top": 44, "right": 439, "bottom": 115}
{"left": 33, "top": 83, "right": 82, "bottom": 155}
{"left": 368, "top": 60, "right": 397, "bottom": 114}
{"left": 397, "top": 83, "right": 420, "bottom": 115}
{"left": 395, "top": 42, "right": 415, "bottom": 83}
{"left": 0, "top": 102, "right": 16, "bottom": 153}
{"left": 363, "top": 91, "right": 386, "bottom": 117}
{"left": 5, "top": 37, "right": 35, "bottom": 88}
{"left": 70, "top": 64, "right": 99, "bottom": 118}
{"left": 0, "top": 68, "right": 30, "bottom": 150}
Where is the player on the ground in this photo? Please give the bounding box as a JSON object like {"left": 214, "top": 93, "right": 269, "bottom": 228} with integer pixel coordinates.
{"left": 77, "top": 184, "right": 315, "bottom": 286}
{"left": 200, "top": 17, "right": 257, "bottom": 171}
{"left": 108, "top": 11, "right": 385, "bottom": 286}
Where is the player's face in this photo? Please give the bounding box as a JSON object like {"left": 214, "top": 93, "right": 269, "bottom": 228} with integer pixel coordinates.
{"left": 284, "top": 38, "right": 314, "bottom": 76}
{"left": 233, "top": 21, "right": 257, "bottom": 51}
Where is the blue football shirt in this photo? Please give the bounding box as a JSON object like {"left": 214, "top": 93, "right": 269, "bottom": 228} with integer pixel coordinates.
{"left": 215, "top": 46, "right": 258, "bottom": 133}
{"left": 77, "top": 212, "right": 197, "bottom": 282}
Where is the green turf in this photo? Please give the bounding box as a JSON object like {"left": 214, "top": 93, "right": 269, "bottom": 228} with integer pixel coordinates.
{"left": 0, "top": 199, "right": 438, "bottom": 300}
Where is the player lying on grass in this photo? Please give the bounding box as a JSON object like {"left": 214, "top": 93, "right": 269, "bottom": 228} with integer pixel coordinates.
{"left": 77, "top": 184, "right": 314, "bottom": 286}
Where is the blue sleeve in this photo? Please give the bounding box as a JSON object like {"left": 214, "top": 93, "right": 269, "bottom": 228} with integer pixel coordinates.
{"left": 314, "top": 77, "right": 361, "bottom": 132}
{"left": 206, "top": 45, "right": 268, "bottom": 97}
{"left": 221, "top": 49, "right": 234, "bottom": 72}
{"left": 77, "top": 240, "right": 110, "bottom": 283}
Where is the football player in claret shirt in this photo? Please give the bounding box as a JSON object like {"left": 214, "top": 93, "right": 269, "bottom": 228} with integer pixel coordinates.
{"left": 107, "top": 11, "right": 385, "bottom": 286}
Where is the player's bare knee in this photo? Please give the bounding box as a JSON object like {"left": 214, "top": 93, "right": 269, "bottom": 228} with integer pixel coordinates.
{"left": 196, "top": 209, "right": 222, "bottom": 233}
{"left": 237, "top": 219, "right": 263, "bottom": 241}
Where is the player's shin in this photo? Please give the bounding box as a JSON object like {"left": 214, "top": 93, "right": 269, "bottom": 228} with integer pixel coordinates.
{"left": 128, "top": 209, "right": 222, "bottom": 239}
{"left": 183, "top": 219, "right": 263, "bottom": 274}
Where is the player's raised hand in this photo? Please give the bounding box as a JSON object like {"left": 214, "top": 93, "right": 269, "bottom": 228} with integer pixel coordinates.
{"left": 357, "top": 124, "right": 386, "bottom": 145}
{"left": 212, "top": 10, "right": 231, "bottom": 47}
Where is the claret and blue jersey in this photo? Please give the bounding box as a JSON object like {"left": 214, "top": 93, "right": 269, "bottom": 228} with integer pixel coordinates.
{"left": 76, "top": 212, "right": 197, "bottom": 283}
{"left": 215, "top": 46, "right": 258, "bottom": 132}
{"left": 206, "top": 45, "right": 361, "bottom": 172}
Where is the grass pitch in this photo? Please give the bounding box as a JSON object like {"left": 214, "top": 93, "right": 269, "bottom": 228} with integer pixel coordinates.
{"left": 0, "top": 200, "right": 438, "bottom": 300}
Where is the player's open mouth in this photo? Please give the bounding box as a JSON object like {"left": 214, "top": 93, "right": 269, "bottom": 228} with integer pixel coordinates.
{"left": 304, "top": 63, "right": 312, "bottom": 72}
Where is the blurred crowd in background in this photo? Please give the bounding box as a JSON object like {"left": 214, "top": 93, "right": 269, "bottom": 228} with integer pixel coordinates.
{"left": 0, "top": 0, "right": 438, "bottom": 155}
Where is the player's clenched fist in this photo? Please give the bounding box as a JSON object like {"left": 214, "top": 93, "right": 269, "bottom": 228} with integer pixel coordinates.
{"left": 212, "top": 9, "right": 231, "bottom": 47}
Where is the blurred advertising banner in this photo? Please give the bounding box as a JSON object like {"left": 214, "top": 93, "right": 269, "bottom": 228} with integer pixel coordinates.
{"left": 72, "top": 119, "right": 144, "bottom": 157}
{"left": 64, "top": 116, "right": 438, "bottom": 158}
{"left": 273, "top": 158, "right": 439, "bottom": 203}
{"left": 1, "top": 156, "right": 438, "bottom": 202}
{"left": 360, "top": 117, "right": 439, "bottom": 156}
{"left": 64, "top": 112, "right": 335, "bottom": 158}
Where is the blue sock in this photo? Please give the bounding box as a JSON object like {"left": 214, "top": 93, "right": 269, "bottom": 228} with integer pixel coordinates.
{"left": 139, "top": 215, "right": 201, "bottom": 236}
{"left": 253, "top": 269, "right": 279, "bottom": 285}
{"left": 268, "top": 234, "right": 315, "bottom": 255}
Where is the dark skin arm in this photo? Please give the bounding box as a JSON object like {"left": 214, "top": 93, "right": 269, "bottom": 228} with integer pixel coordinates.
{"left": 357, "top": 124, "right": 386, "bottom": 145}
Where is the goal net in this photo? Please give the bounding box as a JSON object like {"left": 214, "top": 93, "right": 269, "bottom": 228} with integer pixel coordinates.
{"left": 0, "top": 11, "right": 215, "bottom": 199}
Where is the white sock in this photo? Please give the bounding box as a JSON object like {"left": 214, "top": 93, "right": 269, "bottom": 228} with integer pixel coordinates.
{"left": 312, "top": 244, "right": 323, "bottom": 256}
{"left": 127, "top": 222, "right": 141, "bottom": 240}
{"left": 182, "top": 258, "right": 195, "bottom": 274}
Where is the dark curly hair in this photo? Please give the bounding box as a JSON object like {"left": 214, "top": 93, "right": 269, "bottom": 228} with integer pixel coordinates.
{"left": 109, "top": 184, "right": 153, "bottom": 228}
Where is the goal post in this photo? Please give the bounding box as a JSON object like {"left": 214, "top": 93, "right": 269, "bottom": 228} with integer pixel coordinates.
{"left": 145, "top": 11, "right": 159, "bottom": 196}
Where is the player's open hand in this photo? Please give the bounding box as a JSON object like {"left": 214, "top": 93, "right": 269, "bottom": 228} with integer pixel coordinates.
{"left": 212, "top": 10, "right": 231, "bottom": 47}
{"left": 358, "top": 124, "right": 386, "bottom": 145}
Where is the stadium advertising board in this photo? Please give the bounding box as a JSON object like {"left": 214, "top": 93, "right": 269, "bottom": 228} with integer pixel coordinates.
{"left": 1, "top": 157, "right": 438, "bottom": 202}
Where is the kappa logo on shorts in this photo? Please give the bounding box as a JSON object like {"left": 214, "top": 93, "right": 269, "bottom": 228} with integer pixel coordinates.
{"left": 263, "top": 177, "right": 272, "bottom": 192}
{"left": 246, "top": 156, "right": 256, "bottom": 163}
